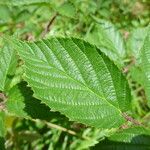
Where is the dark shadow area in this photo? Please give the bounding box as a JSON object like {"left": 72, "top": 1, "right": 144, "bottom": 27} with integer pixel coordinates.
{"left": 0, "top": 137, "right": 5, "bottom": 150}
{"left": 8, "top": 81, "right": 68, "bottom": 122}
{"left": 20, "top": 81, "right": 69, "bottom": 121}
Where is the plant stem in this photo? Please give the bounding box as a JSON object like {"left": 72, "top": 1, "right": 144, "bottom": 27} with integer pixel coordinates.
{"left": 122, "top": 113, "right": 142, "bottom": 126}
{"left": 33, "top": 119, "right": 90, "bottom": 140}
{"left": 41, "top": 13, "right": 58, "bottom": 38}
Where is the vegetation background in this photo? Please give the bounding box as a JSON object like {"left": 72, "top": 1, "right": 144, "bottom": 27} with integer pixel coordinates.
{"left": 0, "top": 0, "right": 150, "bottom": 149}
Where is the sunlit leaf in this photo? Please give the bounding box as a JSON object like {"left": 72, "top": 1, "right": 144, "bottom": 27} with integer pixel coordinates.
{"left": 12, "top": 38, "right": 131, "bottom": 128}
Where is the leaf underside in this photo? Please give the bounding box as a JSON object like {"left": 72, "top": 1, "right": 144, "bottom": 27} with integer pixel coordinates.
{"left": 12, "top": 37, "right": 131, "bottom": 128}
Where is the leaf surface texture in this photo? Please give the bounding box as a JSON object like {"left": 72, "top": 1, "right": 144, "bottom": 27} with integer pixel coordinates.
{"left": 13, "top": 38, "right": 131, "bottom": 128}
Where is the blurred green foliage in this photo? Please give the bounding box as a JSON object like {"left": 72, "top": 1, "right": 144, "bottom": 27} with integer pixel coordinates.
{"left": 0, "top": 0, "right": 150, "bottom": 149}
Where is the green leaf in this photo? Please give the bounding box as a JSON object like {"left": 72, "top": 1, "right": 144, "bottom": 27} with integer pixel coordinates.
{"left": 109, "top": 127, "right": 150, "bottom": 142}
{"left": 0, "top": 44, "right": 17, "bottom": 91}
{"left": 12, "top": 38, "right": 131, "bottom": 128}
{"left": 92, "top": 127, "right": 150, "bottom": 150}
{"left": 0, "top": 5, "right": 11, "bottom": 24}
{"left": 127, "top": 27, "right": 148, "bottom": 61}
{"left": 141, "top": 27, "right": 150, "bottom": 106}
{"left": 57, "top": 2, "right": 76, "bottom": 18}
{"left": 0, "top": 0, "right": 51, "bottom": 6}
{"left": 130, "top": 66, "right": 144, "bottom": 85}
{"left": 86, "top": 19, "right": 126, "bottom": 67}
{"left": 127, "top": 27, "right": 149, "bottom": 85}
{"left": 6, "top": 81, "right": 62, "bottom": 120}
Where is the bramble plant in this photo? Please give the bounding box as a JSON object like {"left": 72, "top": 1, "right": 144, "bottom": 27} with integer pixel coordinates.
{"left": 0, "top": 0, "right": 150, "bottom": 149}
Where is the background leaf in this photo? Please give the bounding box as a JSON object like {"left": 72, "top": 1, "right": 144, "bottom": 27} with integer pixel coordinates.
{"left": 57, "top": 2, "right": 76, "bottom": 18}
{"left": 0, "top": 0, "right": 52, "bottom": 6}
{"left": 86, "top": 19, "right": 126, "bottom": 67}
{"left": 108, "top": 127, "right": 150, "bottom": 142}
{"left": 127, "top": 27, "right": 148, "bottom": 61}
{"left": 92, "top": 127, "right": 150, "bottom": 150}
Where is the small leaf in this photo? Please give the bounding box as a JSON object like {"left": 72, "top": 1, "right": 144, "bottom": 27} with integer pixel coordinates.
{"left": 57, "top": 2, "right": 76, "bottom": 18}
{"left": 12, "top": 38, "right": 131, "bottom": 128}
{"left": 0, "top": 5, "right": 11, "bottom": 24}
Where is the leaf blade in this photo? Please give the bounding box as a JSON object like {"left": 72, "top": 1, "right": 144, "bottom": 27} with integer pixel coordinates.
{"left": 12, "top": 38, "right": 131, "bottom": 128}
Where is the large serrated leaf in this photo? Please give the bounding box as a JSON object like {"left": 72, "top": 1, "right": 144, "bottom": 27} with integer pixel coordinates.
{"left": 86, "top": 19, "right": 126, "bottom": 67}
{"left": 12, "top": 38, "right": 131, "bottom": 128}
{"left": 0, "top": 44, "right": 17, "bottom": 91}
{"left": 141, "top": 27, "right": 150, "bottom": 106}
